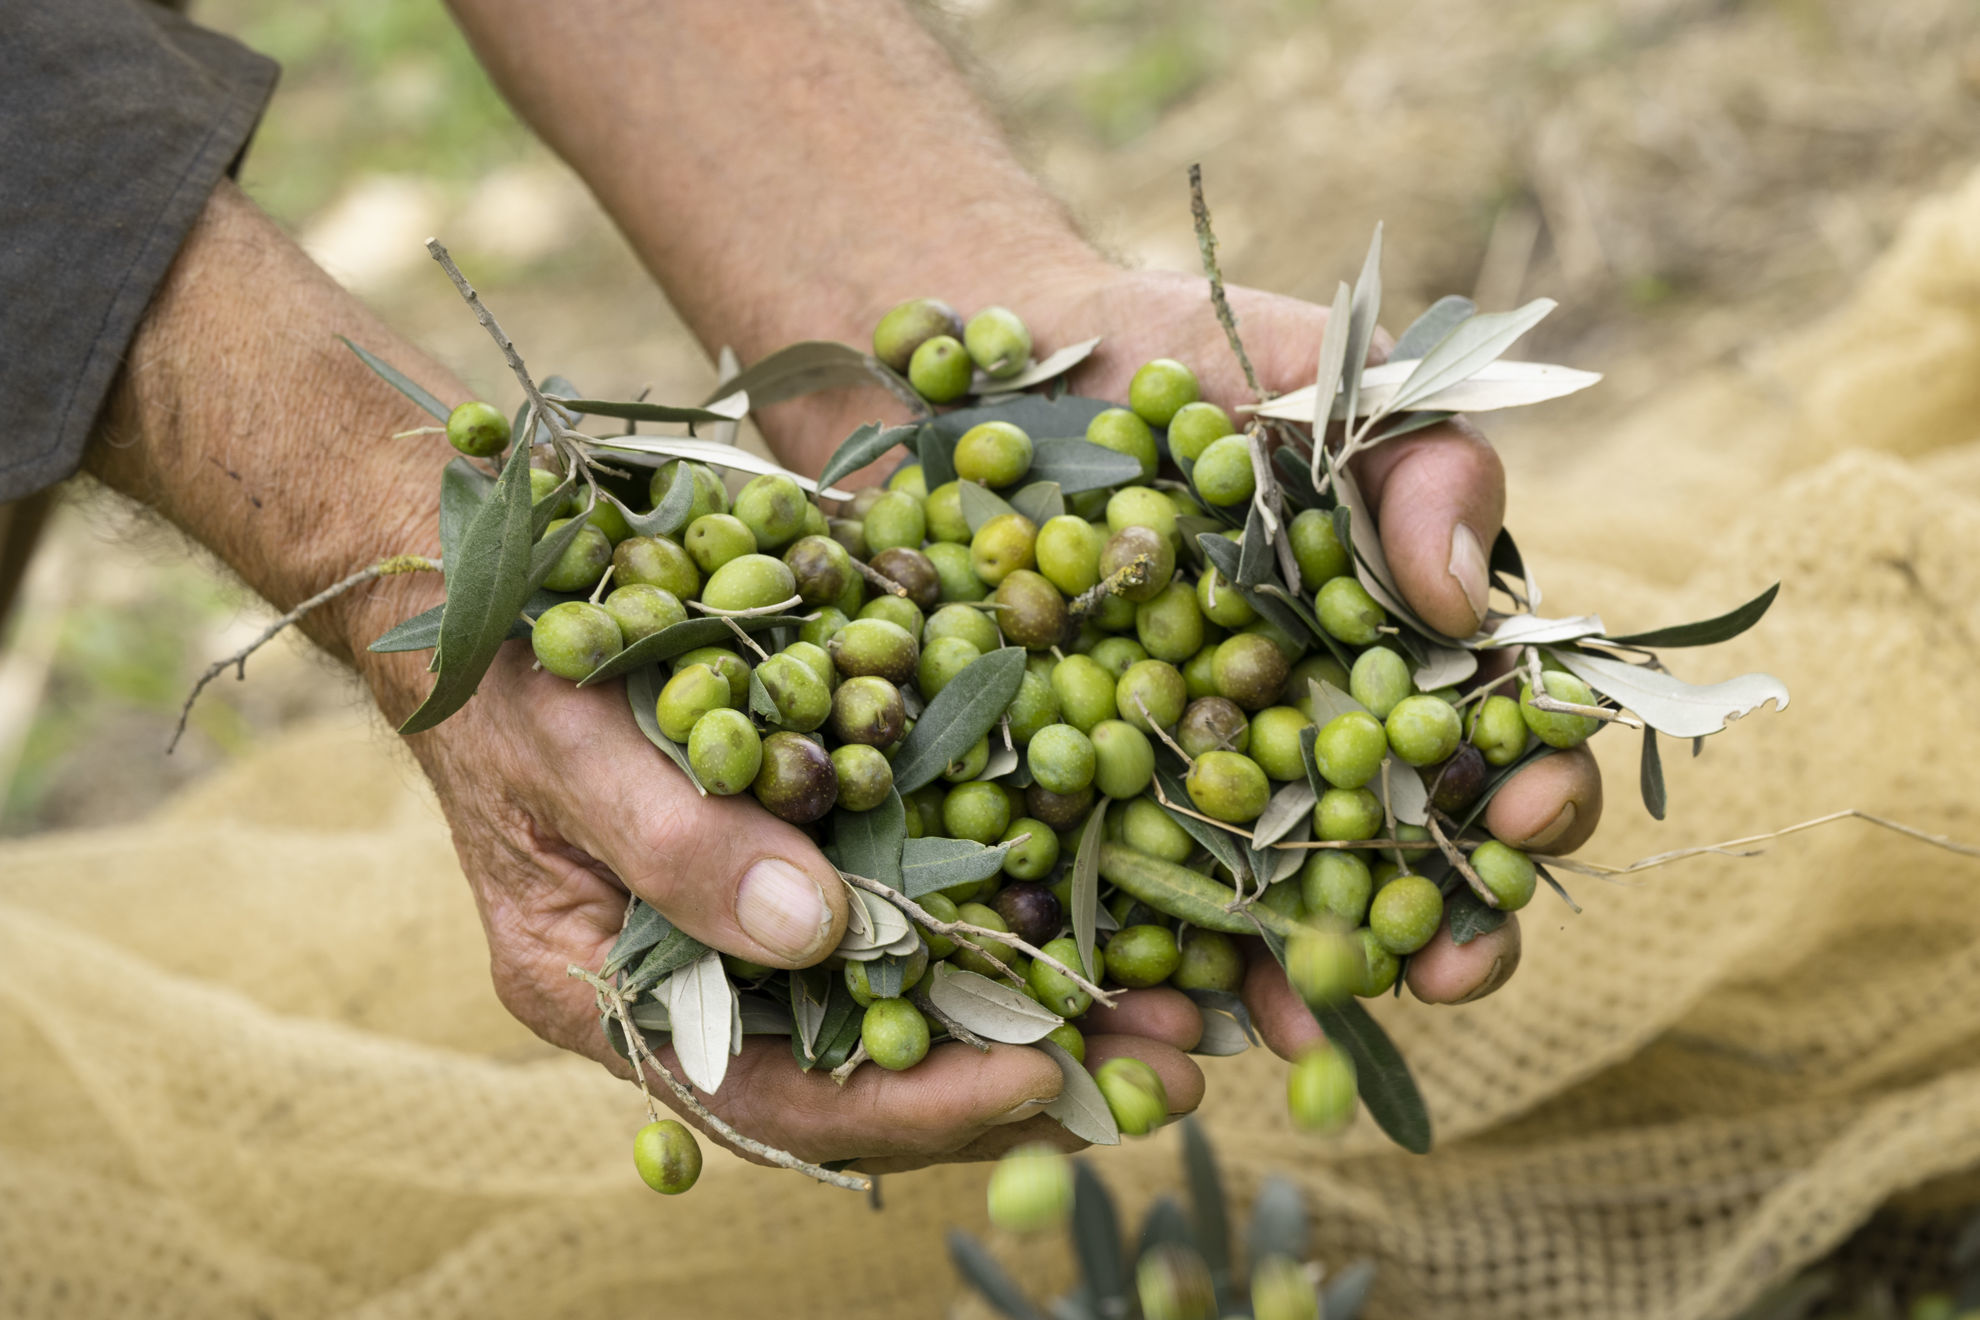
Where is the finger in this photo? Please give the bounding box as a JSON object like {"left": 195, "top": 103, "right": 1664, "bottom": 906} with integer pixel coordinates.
{"left": 1240, "top": 941, "right": 1327, "bottom": 1061}
{"left": 1483, "top": 745, "right": 1603, "bottom": 854}
{"left": 1084, "top": 1035, "right": 1207, "bottom": 1119}
{"left": 851, "top": 1113, "right": 1089, "bottom": 1174}
{"left": 1078, "top": 985, "right": 1205, "bottom": 1052}
{"left": 1351, "top": 418, "right": 1505, "bottom": 638}
{"left": 1406, "top": 913, "right": 1522, "bottom": 1005}
{"left": 522, "top": 670, "right": 850, "bottom": 968}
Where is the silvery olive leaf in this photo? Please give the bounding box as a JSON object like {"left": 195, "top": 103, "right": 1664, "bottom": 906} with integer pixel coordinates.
{"left": 548, "top": 391, "right": 749, "bottom": 426}
{"left": 959, "top": 480, "right": 1020, "bottom": 534}
{"left": 340, "top": 336, "right": 449, "bottom": 421}
{"left": 1037, "top": 1039, "right": 1120, "bottom": 1146}
{"left": 1250, "top": 359, "right": 1601, "bottom": 423}
{"left": 1309, "top": 678, "right": 1369, "bottom": 725}
{"left": 1270, "top": 814, "right": 1311, "bottom": 884}
{"left": 898, "top": 835, "right": 1024, "bottom": 899}
{"left": 706, "top": 346, "right": 742, "bottom": 446}
{"left": 1384, "top": 298, "right": 1558, "bottom": 415}
{"left": 1343, "top": 223, "right": 1384, "bottom": 434}
{"left": 1182, "top": 988, "right": 1259, "bottom": 1057}
{"left": 976, "top": 336, "right": 1102, "bottom": 397}
{"left": 1010, "top": 480, "right": 1065, "bottom": 527}
{"left": 1411, "top": 644, "right": 1477, "bottom": 690}
{"left": 1071, "top": 799, "right": 1108, "bottom": 982}
{"left": 818, "top": 420, "right": 922, "bottom": 494}
{"left": 625, "top": 666, "right": 707, "bottom": 794}
{"left": 1375, "top": 756, "right": 1430, "bottom": 827}
{"left": 839, "top": 882, "right": 874, "bottom": 943}
{"left": 1551, "top": 650, "right": 1790, "bottom": 739}
{"left": 1484, "top": 613, "right": 1608, "bottom": 648}
{"left": 926, "top": 964, "right": 1061, "bottom": 1044}
{"left": 580, "top": 434, "right": 856, "bottom": 501}
{"left": 736, "top": 994, "right": 795, "bottom": 1036}
{"left": 1307, "top": 280, "right": 1353, "bottom": 489}
{"left": 665, "top": 950, "right": 736, "bottom": 1093}
{"left": 1391, "top": 294, "right": 1477, "bottom": 361}
{"left": 976, "top": 742, "right": 1021, "bottom": 782}
{"left": 852, "top": 888, "right": 914, "bottom": 949}
{"left": 1253, "top": 780, "right": 1318, "bottom": 849}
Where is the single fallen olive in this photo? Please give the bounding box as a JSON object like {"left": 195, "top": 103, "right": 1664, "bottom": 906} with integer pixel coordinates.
{"left": 1028, "top": 723, "right": 1097, "bottom": 796}
{"left": 1096, "top": 1056, "right": 1170, "bottom": 1137}
{"left": 1025, "top": 782, "right": 1096, "bottom": 831}
{"left": 531, "top": 601, "right": 622, "bottom": 681}
{"left": 1286, "top": 1044, "right": 1358, "bottom": 1135}
{"left": 1286, "top": 926, "right": 1365, "bottom": 1007}
{"left": 632, "top": 1118, "right": 703, "bottom": 1195}
{"left": 446, "top": 399, "right": 510, "bottom": 457}
{"left": 861, "top": 997, "right": 931, "bottom": 1071}
{"left": 701, "top": 552, "right": 798, "bottom": 613}
{"left": 1248, "top": 706, "right": 1313, "bottom": 781}
{"left": 985, "top": 1143, "right": 1073, "bottom": 1235}
{"left": 1035, "top": 514, "right": 1106, "bottom": 597}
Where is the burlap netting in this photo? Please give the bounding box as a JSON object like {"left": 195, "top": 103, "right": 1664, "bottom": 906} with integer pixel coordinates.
{"left": 7, "top": 168, "right": 1980, "bottom": 1320}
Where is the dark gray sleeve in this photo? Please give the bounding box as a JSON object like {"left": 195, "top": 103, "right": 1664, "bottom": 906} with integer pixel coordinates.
{"left": 0, "top": 1, "right": 277, "bottom": 499}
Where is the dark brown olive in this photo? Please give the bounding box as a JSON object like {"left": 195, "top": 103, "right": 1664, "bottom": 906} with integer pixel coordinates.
{"left": 1211, "top": 633, "right": 1290, "bottom": 711}
{"left": 784, "top": 534, "right": 855, "bottom": 606}
{"left": 1096, "top": 525, "right": 1176, "bottom": 603}
{"left": 830, "top": 675, "right": 907, "bottom": 748}
{"left": 993, "top": 569, "right": 1068, "bottom": 651}
{"left": 869, "top": 546, "right": 941, "bottom": 612}
{"left": 1176, "top": 696, "right": 1252, "bottom": 759}
{"left": 1428, "top": 740, "right": 1489, "bottom": 816}
{"left": 993, "top": 881, "right": 1063, "bottom": 947}
{"left": 752, "top": 732, "right": 839, "bottom": 824}
{"left": 1025, "top": 782, "right": 1096, "bottom": 831}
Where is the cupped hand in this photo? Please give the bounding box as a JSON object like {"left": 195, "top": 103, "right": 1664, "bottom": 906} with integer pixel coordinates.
{"left": 1040, "top": 267, "right": 1605, "bottom": 1044}
{"left": 360, "top": 605, "right": 1205, "bottom": 1168}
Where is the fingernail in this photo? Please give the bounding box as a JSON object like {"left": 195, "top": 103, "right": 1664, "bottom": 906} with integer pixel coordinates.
{"left": 1523, "top": 802, "right": 1577, "bottom": 851}
{"left": 1453, "top": 955, "right": 1509, "bottom": 1005}
{"left": 1448, "top": 523, "right": 1490, "bottom": 633}
{"left": 988, "top": 1098, "right": 1053, "bottom": 1126}
{"left": 736, "top": 859, "right": 834, "bottom": 963}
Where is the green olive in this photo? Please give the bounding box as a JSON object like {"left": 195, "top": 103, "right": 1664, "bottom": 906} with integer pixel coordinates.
{"left": 1049, "top": 654, "right": 1116, "bottom": 732}
{"left": 1027, "top": 723, "right": 1097, "bottom": 796}
{"left": 1097, "top": 525, "right": 1175, "bottom": 603}
{"left": 1085, "top": 407, "right": 1159, "bottom": 482}
{"left": 1286, "top": 1045, "right": 1358, "bottom": 1134}
{"left": 872, "top": 297, "right": 963, "bottom": 373}
{"left": 827, "top": 617, "right": 919, "bottom": 686}
{"left": 1287, "top": 507, "right": 1350, "bottom": 587}
{"left": 1034, "top": 514, "right": 1105, "bottom": 597}
{"left": 673, "top": 646, "right": 748, "bottom": 707}
{"left": 887, "top": 463, "right": 927, "bottom": 498}
{"left": 632, "top": 1118, "right": 703, "bottom": 1194}
{"left": 993, "top": 569, "right": 1067, "bottom": 652}
{"left": 985, "top": 1143, "right": 1073, "bottom": 1235}
{"left": 1369, "top": 873, "right": 1444, "bottom": 954}
{"left": 943, "top": 781, "right": 1013, "bottom": 845}
{"left": 970, "top": 511, "right": 1039, "bottom": 587}
{"left": 862, "top": 490, "right": 927, "bottom": 554}
{"left": 1314, "top": 710, "right": 1387, "bottom": 790}
{"left": 1046, "top": 1021, "right": 1086, "bottom": 1063}
{"left": 924, "top": 540, "right": 989, "bottom": 602}
{"left": 539, "top": 519, "right": 614, "bottom": 592}
{"left": 831, "top": 742, "right": 896, "bottom": 812}
{"left": 530, "top": 467, "right": 575, "bottom": 518}
{"left": 1286, "top": 926, "right": 1365, "bottom": 1007}
{"left": 1349, "top": 647, "right": 1413, "bottom": 720}
{"left": 1027, "top": 936, "right": 1097, "bottom": 1016}
{"left": 1354, "top": 928, "right": 1400, "bottom": 997}
{"left": 733, "top": 472, "right": 809, "bottom": 552}
{"left": 445, "top": 399, "right": 510, "bottom": 456}
{"left": 1252, "top": 1254, "right": 1323, "bottom": 1320}
{"left": 1520, "top": 672, "right": 1603, "bottom": 748}
{"left": 1004, "top": 668, "right": 1061, "bottom": 745}
{"left": 1171, "top": 929, "right": 1243, "bottom": 993}
{"left": 1166, "top": 400, "right": 1235, "bottom": 463}
{"left": 1090, "top": 719, "right": 1156, "bottom": 799}
{"left": 1469, "top": 694, "right": 1529, "bottom": 765}
{"left": 1116, "top": 659, "right": 1187, "bottom": 734}
{"left": 953, "top": 420, "right": 1034, "bottom": 488}
{"left": 923, "top": 480, "right": 971, "bottom": 544}
{"left": 964, "top": 306, "right": 1033, "bottom": 378}
{"left": 756, "top": 651, "right": 831, "bottom": 731}
{"left": 917, "top": 634, "right": 982, "bottom": 698}
{"left": 861, "top": 997, "right": 932, "bottom": 1070}
{"left": 656, "top": 663, "right": 731, "bottom": 742}
{"left": 1095, "top": 1056, "right": 1169, "bottom": 1136}
{"left": 701, "top": 553, "right": 798, "bottom": 613}
{"left": 530, "top": 601, "right": 623, "bottom": 680}
{"left": 687, "top": 707, "right": 764, "bottom": 795}
{"left": 1185, "top": 749, "right": 1270, "bottom": 823}
{"left": 908, "top": 334, "right": 973, "bottom": 403}
{"left": 1301, "top": 851, "right": 1373, "bottom": 925}
{"left": 1104, "top": 486, "right": 1180, "bottom": 541}
{"left": 924, "top": 602, "right": 1002, "bottom": 655}
{"left": 613, "top": 534, "right": 701, "bottom": 599}
{"left": 952, "top": 902, "right": 1022, "bottom": 977}
{"left": 1315, "top": 575, "right": 1386, "bottom": 646}
{"left": 1000, "top": 815, "right": 1061, "bottom": 881}
{"left": 684, "top": 512, "right": 758, "bottom": 575}
{"left": 829, "top": 674, "right": 906, "bottom": 747}
{"left": 1314, "top": 786, "right": 1384, "bottom": 841}
{"left": 1386, "top": 693, "right": 1462, "bottom": 767}
{"left": 648, "top": 460, "right": 729, "bottom": 524}
{"left": 1177, "top": 696, "right": 1251, "bottom": 759}
{"left": 1246, "top": 706, "right": 1312, "bottom": 780}
{"left": 1087, "top": 637, "right": 1149, "bottom": 681}
{"left": 857, "top": 592, "right": 924, "bottom": 637}
{"left": 603, "top": 584, "right": 686, "bottom": 645}
{"left": 1106, "top": 924, "right": 1181, "bottom": 988}
{"left": 1195, "top": 565, "right": 1256, "bottom": 628}
{"left": 1134, "top": 580, "right": 1205, "bottom": 663}
{"left": 1127, "top": 358, "right": 1200, "bottom": 427}
{"left": 1120, "top": 795, "right": 1194, "bottom": 862}
{"left": 1191, "top": 434, "right": 1256, "bottom": 507}
{"left": 1469, "top": 840, "right": 1537, "bottom": 910}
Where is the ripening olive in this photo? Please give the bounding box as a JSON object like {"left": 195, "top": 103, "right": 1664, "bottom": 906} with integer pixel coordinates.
{"left": 829, "top": 675, "right": 907, "bottom": 748}
{"left": 1097, "top": 525, "right": 1175, "bottom": 604}
{"left": 752, "top": 731, "right": 839, "bottom": 823}
{"left": 756, "top": 652, "right": 831, "bottom": 732}
{"left": 733, "top": 473, "right": 809, "bottom": 552}
{"left": 531, "top": 601, "right": 623, "bottom": 680}
{"left": 1186, "top": 749, "right": 1270, "bottom": 823}
{"left": 993, "top": 569, "right": 1067, "bottom": 652}
{"left": 1024, "top": 782, "right": 1095, "bottom": 831}
{"left": 784, "top": 534, "right": 855, "bottom": 606}
{"left": 632, "top": 1118, "right": 703, "bottom": 1195}
{"left": 993, "top": 880, "right": 1062, "bottom": 947}
{"left": 828, "top": 617, "right": 919, "bottom": 686}
{"left": 446, "top": 399, "right": 510, "bottom": 457}
{"left": 828, "top": 516, "right": 869, "bottom": 560}
{"left": 1211, "top": 632, "right": 1290, "bottom": 711}
{"left": 1428, "top": 742, "right": 1489, "bottom": 815}
{"left": 831, "top": 742, "right": 895, "bottom": 812}
{"left": 684, "top": 513, "right": 757, "bottom": 575}
{"left": 1177, "top": 696, "right": 1251, "bottom": 759}
{"left": 970, "top": 512, "right": 1039, "bottom": 587}
{"left": 603, "top": 584, "right": 686, "bottom": 645}
{"left": 872, "top": 297, "right": 963, "bottom": 372}
{"left": 908, "top": 334, "right": 973, "bottom": 403}
{"left": 1128, "top": 358, "right": 1199, "bottom": 427}
{"left": 1166, "top": 400, "right": 1235, "bottom": 463}
{"left": 1084, "top": 407, "right": 1159, "bottom": 482}
{"left": 1171, "top": 929, "right": 1243, "bottom": 993}
{"left": 539, "top": 519, "right": 614, "bottom": 592}
{"left": 865, "top": 546, "right": 936, "bottom": 612}
{"left": 649, "top": 460, "right": 729, "bottom": 523}
{"left": 688, "top": 707, "right": 763, "bottom": 795}
{"left": 1106, "top": 924, "right": 1181, "bottom": 988}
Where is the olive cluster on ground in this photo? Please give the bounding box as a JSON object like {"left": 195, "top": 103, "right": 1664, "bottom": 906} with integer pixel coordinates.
{"left": 465, "top": 299, "right": 1605, "bottom": 1184}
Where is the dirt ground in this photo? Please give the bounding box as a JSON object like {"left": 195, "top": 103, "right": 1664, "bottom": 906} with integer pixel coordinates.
{"left": 4, "top": 0, "right": 1975, "bottom": 833}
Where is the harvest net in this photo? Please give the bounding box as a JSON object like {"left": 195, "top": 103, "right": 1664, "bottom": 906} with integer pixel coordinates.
{"left": 6, "top": 167, "right": 1980, "bottom": 1320}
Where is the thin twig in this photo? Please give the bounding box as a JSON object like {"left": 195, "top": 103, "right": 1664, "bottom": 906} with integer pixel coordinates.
{"left": 1428, "top": 814, "right": 1496, "bottom": 908}
{"left": 912, "top": 989, "right": 993, "bottom": 1052}
{"left": 1187, "top": 163, "right": 1264, "bottom": 404}
{"left": 569, "top": 966, "right": 870, "bottom": 1193}
{"left": 840, "top": 872, "right": 1117, "bottom": 1009}
{"left": 587, "top": 563, "right": 617, "bottom": 605}
{"left": 170, "top": 554, "right": 441, "bottom": 753}
{"left": 1134, "top": 693, "right": 1194, "bottom": 766}
{"left": 830, "top": 1043, "right": 870, "bottom": 1085}
{"left": 720, "top": 614, "right": 773, "bottom": 663}
{"left": 1068, "top": 556, "right": 1153, "bottom": 626}
{"left": 855, "top": 559, "right": 909, "bottom": 598}
{"left": 686, "top": 593, "right": 805, "bottom": 618}
{"left": 1150, "top": 775, "right": 1254, "bottom": 839}
{"left": 1536, "top": 808, "right": 1980, "bottom": 878}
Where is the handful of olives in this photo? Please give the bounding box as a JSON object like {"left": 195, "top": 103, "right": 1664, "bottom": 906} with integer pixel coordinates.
{"left": 360, "top": 232, "right": 1785, "bottom": 1193}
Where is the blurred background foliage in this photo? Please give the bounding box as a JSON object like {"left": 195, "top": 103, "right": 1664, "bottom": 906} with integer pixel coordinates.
{"left": 3, "top": 0, "right": 1976, "bottom": 833}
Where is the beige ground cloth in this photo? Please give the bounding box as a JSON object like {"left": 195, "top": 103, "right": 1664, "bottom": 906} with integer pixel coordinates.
{"left": 6, "top": 170, "right": 1980, "bottom": 1320}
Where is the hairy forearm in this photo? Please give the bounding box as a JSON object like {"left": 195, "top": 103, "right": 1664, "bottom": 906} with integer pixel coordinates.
{"left": 87, "top": 181, "right": 452, "bottom": 714}
{"left": 444, "top": 0, "right": 1107, "bottom": 464}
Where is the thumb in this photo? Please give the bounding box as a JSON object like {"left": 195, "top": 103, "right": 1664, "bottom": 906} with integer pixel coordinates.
{"left": 549, "top": 697, "right": 850, "bottom": 968}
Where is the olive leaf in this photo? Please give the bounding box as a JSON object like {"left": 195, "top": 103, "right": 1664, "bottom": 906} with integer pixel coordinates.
{"left": 1252, "top": 780, "right": 1317, "bottom": 849}
{"left": 1324, "top": 1261, "right": 1378, "bottom": 1320}
{"left": 818, "top": 420, "right": 922, "bottom": 494}
{"left": 625, "top": 665, "right": 707, "bottom": 793}
{"left": 1246, "top": 1177, "right": 1307, "bottom": 1268}
{"left": 1137, "top": 1198, "right": 1194, "bottom": 1257}
{"left": 888, "top": 646, "right": 1028, "bottom": 794}
{"left": 1236, "top": 503, "right": 1274, "bottom": 587}
{"left": 1490, "top": 524, "right": 1542, "bottom": 610}
{"left": 835, "top": 789, "right": 907, "bottom": 891}
{"left": 1037, "top": 1038, "right": 1120, "bottom": 1146}
{"left": 1392, "top": 294, "right": 1477, "bottom": 361}
{"left": 1025, "top": 438, "right": 1147, "bottom": 494}
{"left": 864, "top": 954, "right": 906, "bottom": 999}
{"left": 1535, "top": 861, "right": 1582, "bottom": 914}
{"left": 1009, "top": 480, "right": 1065, "bottom": 526}
{"left": 1072, "top": 1161, "right": 1129, "bottom": 1313}
{"left": 398, "top": 439, "right": 540, "bottom": 734}
{"left": 582, "top": 434, "right": 855, "bottom": 501}
{"left": 664, "top": 950, "right": 737, "bottom": 1093}
{"left": 607, "top": 462, "right": 696, "bottom": 539}
{"left": 1152, "top": 766, "right": 1250, "bottom": 884}
{"left": 624, "top": 922, "right": 712, "bottom": 997}
{"left": 1181, "top": 1117, "right": 1233, "bottom": 1305}
{"left": 1412, "top": 644, "right": 1477, "bottom": 690}
{"left": 916, "top": 422, "right": 956, "bottom": 489}
{"left": 1304, "top": 997, "right": 1433, "bottom": 1154}
{"left": 1342, "top": 222, "right": 1384, "bottom": 436}
{"left": 1182, "top": 988, "right": 1260, "bottom": 1056}
{"left": 368, "top": 589, "right": 565, "bottom": 654}
{"left": 976, "top": 336, "right": 1101, "bottom": 397}
{"left": 1307, "top": 280, "right": 1353, "bottom": 488}
{"left": 925, "top": 964, "right": 1060, "bottom": 1043}
{"left": 836, "top": 887, "right": 914, "bottom": 954}
{"left": 958, "top": 480, "right": 1020, "bottom": 533}
{"left": 548, "top": 392, "right": 749, "bottom": 426}
{"left": 899, "top": 835, "right": 1023, "bottom": 899}
{"left": 1071, "top": 798, "right": 1109, "bottom": 981}
{"left": 791, "top": 968, "right": 834, "bottom": 1064}
{"left": 579, "top": 614, "right": 804, "bottom": 686}
{"left": 1550, "top": 649, "right": 1790, "bottom": 739}
{"left": 736, "top": 994, "right": 795, "bottom": 1035}
{"left": 1640, "top": 725, "right": 1668, "bottom": 821}
{"left": 1484, "top": 613, "right": 1608, "bottom": 647}
{"left": 1604, "top": 582, "right": 1781, "bottom": 648}
{"left": 603, "top": 900, "right": 671, "bottom": 977}
{"left": 1257, "top": 358, "right": 1602, "bottom": 425}
{"left": 1446, "top": 888, "right": 1509, "bottom": 946}
{"left": 946, "top": 1231, "right": 1049, "bottom": 1320}
{"left": 698, "top": 340, "right": 920, "bottom": 415}
{"left": 1375, "top": 756, "right": 1430, "bottom": 827}
{"left": 439, "top": 458, "right": 495, "bottom": 561}
{"left": 747, "top": 668, "right": 782, "bottom": 723}
{"left": 926, "top": 393, "right": 1113, "bottom": 444}
{"left": 812, "top": 1001, "right": 865, "bottom": 1071}
{"left": 339, "top": 335, "right": 449, "bottom": 421}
